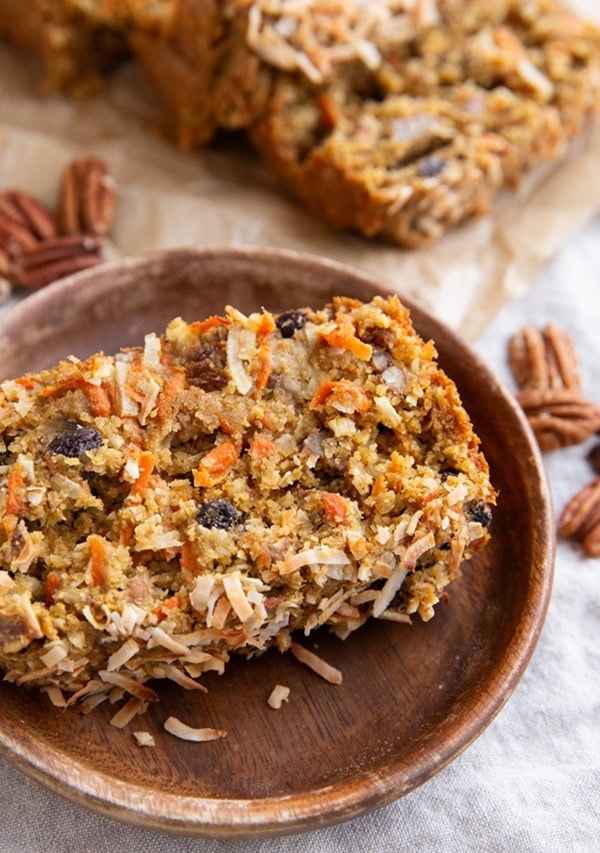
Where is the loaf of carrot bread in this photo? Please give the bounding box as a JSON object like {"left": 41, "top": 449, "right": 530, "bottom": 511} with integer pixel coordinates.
{"left": 250, "top": 0, "right": 600, "bottom": 246}
{"left": 0, "top": 1, "right": 598, "bottom": 246}
{"left": 0, "top": 296, "right": 494, "bottom": 714}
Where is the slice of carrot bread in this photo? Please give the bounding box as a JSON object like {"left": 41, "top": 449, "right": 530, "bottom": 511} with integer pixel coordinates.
{"left": 250, "top": 0, "right": 600, "bottom": 246}
{"left": 0, "top": 295, "right": 494, "bottom": 713}
{"left": 0, "top": 0, "right": 172, "bottom": 95}
{"left": 128, "top": 0, "right": 441, "bottom": 147}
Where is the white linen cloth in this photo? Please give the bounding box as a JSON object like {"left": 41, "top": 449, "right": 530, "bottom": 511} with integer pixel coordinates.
{"left": 1, "top": 216, "right": 600, "bottom": 853}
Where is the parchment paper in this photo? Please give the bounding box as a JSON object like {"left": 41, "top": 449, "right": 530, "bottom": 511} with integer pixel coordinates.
{"left": 0, "top": 0, "right": 599, "bottom": 340}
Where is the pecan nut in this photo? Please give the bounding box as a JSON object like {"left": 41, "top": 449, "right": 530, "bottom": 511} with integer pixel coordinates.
{"left": 0, "top": 190, "right": 56, "bottom": 245}
{"left": 12, "top": 235, "right": 103, "bottom": 290}
{"left": 508, "top": 324, "right": 580, "bottom": 391}
{"left": 0, "top": 211, "right": 39, "bottom": 257}
{"left": 515, "top": 387, "right": 600, "bottom": 451}
{"left": 559, "top": 478, "right": 600, "bottom": 556}
{"left": 58, "top": 156, "right": 117, "bottom": 237}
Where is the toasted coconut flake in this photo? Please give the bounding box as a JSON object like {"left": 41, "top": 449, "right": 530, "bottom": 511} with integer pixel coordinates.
{"left": 99, "top": 670, "right": 159, "bottom": 702}
{"left": 223, "top": 572, "right": 254, "bottom": 623}
{"left": 378, "top": 610, "right": 413, "bottom": 624}
{"left": 163, "top": 716, "right": 227, "bottom": 742}
{"left": 372, "top": 568, "right": 408, "bottom": 618}
{"left": 115, "top": 354, "right": 139, "bottom": 416}
{"left": 66, "top": 678, "right": 106, "bottom": 706}
{"left": 190, "top": 575, "right": 216, "bottom": 612}
{"left": 80, "top": 692, "right": 111, "bottom": 714}
{"left": 42, "top": 685, "right": 67, "bottom": 707}
{"left": 143, "top": 333, "right": 162, "bottom": 369}
{"left": 82, "top": 605, "right": 109, "bottom": 630}
{"left": 39, "top": 643, "right": 68, "bottom": 669}
{"left": 282, "top": 546, "right": 350, "bottom": 574}
{"left": 133, "top": 730, "right": 156, "bottom": 748}
{"left": 267, "top": 684, "right": 290, "bottom": 709}
{"left": 147, "top": 626, "right": 191, "bottom": 656}
{"left": 154, "top": 664, "right": 208, "bottom": 692}
{"left": 290, "top": 641, "right": 342, "bottom": 685}
{"left": 110, "top": 697, "right": 147, "bottom": 729}
{"left": 227, "top": 326, "right": 253, "bottom": 395}
{"left": 139, "top": 376, "right": 161, "bottom": 425}
{"left": 106, "top": 638, "right": 140, "bottom": 672}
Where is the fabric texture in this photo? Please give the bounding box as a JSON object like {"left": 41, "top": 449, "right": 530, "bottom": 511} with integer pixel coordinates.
{"left": 1, "top": 216, "right": 600, "bottom": 853}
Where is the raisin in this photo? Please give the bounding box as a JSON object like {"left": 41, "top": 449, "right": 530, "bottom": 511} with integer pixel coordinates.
{"left": 187, "top": 361, "right": 228, "bottom": 391}
{"left": 465, "top": 500, "right": 493, "bottom": 527}
{"left": 197, "top": 499, "right": 242, "bottom": 530}
{"left": 276, "top": 310, "right": 308, "bottom": 339}
{"left": 440, "top": 468, "right": 461, "bottom": 482}
{"left": 47, "top": 427, "right": 103, "bottom": 457}
{"left": 418, "top": 158, "right": 446, "bottom": 178}
{"left": 186, "top": 343, "right": 228, "bottom": 391}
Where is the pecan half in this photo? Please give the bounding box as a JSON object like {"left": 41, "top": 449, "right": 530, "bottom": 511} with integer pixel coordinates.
{"left": 58, "top": 156, "right": 117, "bottom": 237}
{"left": 559, "top": 478, "right": 600, "bottom": 556}
{"left": 0, "top": 210, "right": 39, "bottom": 257}
{"left": 515, "top": 387, "right": 600, "bottom": 451}
{"left": 0, "top": 189, "right": 56, "bottom": 242}
{"left": 508, "top": 324, "right": 580, "bottom": 391}
{"left": 12, "top": 235, "right": 103, "bottom": 290}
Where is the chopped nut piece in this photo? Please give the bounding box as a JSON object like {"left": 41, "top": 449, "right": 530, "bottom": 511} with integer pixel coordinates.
{"left": 559, "top": 479, "right": 600, "bottom": 557}
{"left": 58, "top": 156, "right": 117, "bottom": 237}
{"left": 508, "top": 324, "right": 580, "bottom": 391}
{"left": 13, "top": 235, "right": 103, "bottom": 290}
{"left": 515, "top": 388, "right": 600, "bottom": 451}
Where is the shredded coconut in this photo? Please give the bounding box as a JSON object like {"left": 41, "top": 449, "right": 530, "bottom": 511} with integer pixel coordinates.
{"left": 163, "top": 716, "right": 227, "bottom": 742}
{"left": 267, "top": 683, "right": 290, "bottom": 709}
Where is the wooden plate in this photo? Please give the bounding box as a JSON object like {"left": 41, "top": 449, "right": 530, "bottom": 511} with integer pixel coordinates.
{"left": 0, "top": 248, "right": 554, "bottom": 838}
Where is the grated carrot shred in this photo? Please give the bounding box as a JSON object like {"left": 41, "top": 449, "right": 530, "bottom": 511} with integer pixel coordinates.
{"left": 156, "top": 370, "right": 185, "bottom": 423}
{"left": 180, "top": 540, "right": 201, "bottom": 579}
{"left": 81, "top": 381, "right": 112, "bottom": 417}
{"left": 249, "top": 434, "right": 275, "bottom": 461}
{"left": 15, "top": 377, "right": 34, "bottom": 390}
{"left": 371, "top": 474, "right": 386, "bottom": 497}
{"left": 154, "top": 594, "right": 181, "bottom": 620}
{"left": 45, "top": 572, "right": 59, "bottom": 608}
{"left": 309, "top": 380, "right": 370, "bottom": 413}
{"left": 119, "top": 521, "right": 135, "bottom": 547}
{"left": 194, "top": 441, "right": 240, "bottom": 488}
{"left": 253, "top": 312, "right": 275, "bottom": 397}
{"left": 321, "top": 492, "right": 350, "bottom": 525}
{"left": 40, "top": 377, "right": 111, "bottom": 416}
{"left": 190, "top": 315, "right": 232, "bottom": 336}
{"left": 253, "top": 341, "right": 272, "bottom": 397}
{"left": 218, "top": 416, "right": 236, "bottom": 436}
{"left": 322, "top": 316, "right": 372, "bottom": 361}
{"left": 6, "top": 466, "right": 24, "bottom": 516}
{"left": 89, "top": 534, "right": 107, "bottom": 587}
{"left": 130, "top": 451, "right": 155, "bottom": 498}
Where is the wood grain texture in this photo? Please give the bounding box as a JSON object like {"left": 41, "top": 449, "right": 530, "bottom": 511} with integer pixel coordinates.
{"left": 0, "top": 248, "right": 555, "bottom": 837}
